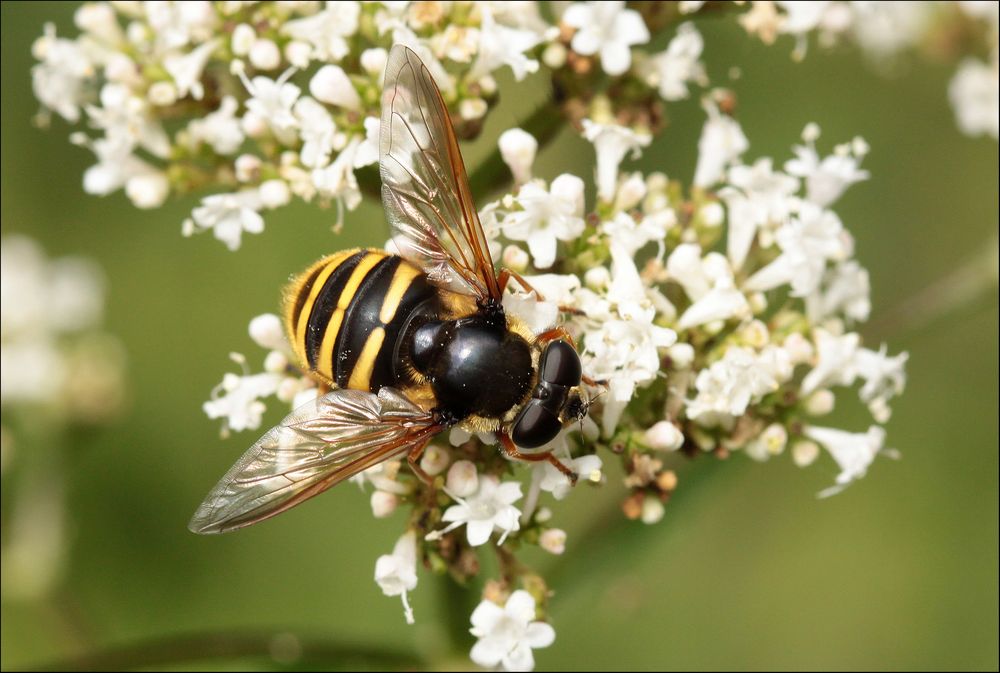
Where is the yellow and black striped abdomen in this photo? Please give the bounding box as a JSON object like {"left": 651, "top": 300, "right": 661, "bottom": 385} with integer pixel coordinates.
{"left": 284, "top": 249, "right": 436, "bottom": 392}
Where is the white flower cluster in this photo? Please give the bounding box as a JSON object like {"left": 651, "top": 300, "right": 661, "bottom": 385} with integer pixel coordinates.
{"left": 482, "top": 110, "right": 907, "bottom": 505}
{"left": 32, "top": 1, "right": 560, "bottom": 250}
{"left": 204, "top": 104, "right": 907, "bottom": 669}
{"left": 31, "top": 1, "right": 720, "bottom": 255}
{"left": 1, "top": 235, "right": 125, "bottom": 424}
{"left": 733, "top": 1, "right": 999, "bottom": 140}
{"left": 19, "top": 3, "right": 960, "bottom": 669}
{"left": 32, "top": 0, "right": 994, "bottom": 276}
{"left": 1, "top": 235, "right": 126, "bottom": 600}
{"left": 202, "top": 313, "right": 316, "bottom": 437}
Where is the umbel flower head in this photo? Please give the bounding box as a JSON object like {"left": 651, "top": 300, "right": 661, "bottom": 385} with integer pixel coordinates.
{"left": 30, "top": 0, "right": 995, "bottom": 256}
{"left": 201, "top": 107, "right": 908, "bottom": 670}
{"left": 33, "top": 2, "right": 989, "bottom": 670}
{"left": 1, "top": 235, "right": 126, "bottom": 600}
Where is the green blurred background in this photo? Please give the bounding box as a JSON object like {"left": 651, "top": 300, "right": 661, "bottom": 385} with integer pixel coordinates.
{"left": 1, "top": 2, "right": 997, "bottom": 670}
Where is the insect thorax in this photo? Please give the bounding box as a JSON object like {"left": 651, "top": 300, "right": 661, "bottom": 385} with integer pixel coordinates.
{"left": 406, "top": 313, "right": 534, "bottom": 422}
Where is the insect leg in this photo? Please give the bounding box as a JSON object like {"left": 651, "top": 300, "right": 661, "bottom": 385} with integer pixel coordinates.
{"left": 498, "top": 432, "right": 578, "bottom": 485}
{"left": 498, "top": 267, "right": 541, "bottom": 297}
{"left": 536, "top": 326, "right": 577, "bottom": 348}
{"left": 407, "top": 438, "right": 434, "bottom": 486}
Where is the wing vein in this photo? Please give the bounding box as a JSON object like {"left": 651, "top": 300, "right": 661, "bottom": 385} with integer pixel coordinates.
{"left": 379, "top": 44, "right": 501, "bottom": 304}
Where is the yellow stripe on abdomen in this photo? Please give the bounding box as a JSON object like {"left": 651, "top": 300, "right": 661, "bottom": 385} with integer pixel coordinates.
{"left": 314, "top": 252, "right": 387, "bottom": 382}
{"left": 379, "top": 262, "right": 422, "bottom": 324}
{"left": 347, "top": 326, "right": 386, "bottom": 391}
{"left": 283, "top": 249, "right": 358, "bottom": 368}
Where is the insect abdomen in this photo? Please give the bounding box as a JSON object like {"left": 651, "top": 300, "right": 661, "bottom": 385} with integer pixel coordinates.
{"left": 284, "top": 248, "right": 435, "bottom": 392}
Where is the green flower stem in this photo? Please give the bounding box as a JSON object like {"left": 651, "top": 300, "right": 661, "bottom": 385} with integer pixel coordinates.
{"left": 441, "top": 575, "right": 479, "bottom": 654}
{"left": 867, "top": 232, "right": 999, "bottom": 341}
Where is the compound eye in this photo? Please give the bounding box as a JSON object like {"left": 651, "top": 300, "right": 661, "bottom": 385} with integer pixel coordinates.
{"left": 539, "top": 340, "right": 582, "bottom": 387}
{"left": 510, "top": 402, "right": 563, "bottom": 449}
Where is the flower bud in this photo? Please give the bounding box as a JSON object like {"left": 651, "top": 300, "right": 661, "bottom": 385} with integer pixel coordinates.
{"left": 644, "top": 420, "right": 684, "bottom": 451}
{"left": 259, "top": 179, "right": 291, "bottom": 209}
{"left": 360, "top": 48, "right": 388, "bottom": 76}
{"left": 748, "top": 291, "right": 768, "bottom": 315}
{"left": 868, "top": 397, "right": 891, "bottom": 424}
{"left": 371, "top": 490, "right": 399, "bottom": 518}
{"left": 105, "top": 53, "right": 138, "bottom": 84}
{"left": 539, "top": 529, "right": 567, "bottom": 555}
{"left": 446, "top": 460, "right": 478, "bottom": 498}
{"left": 792, "top": 440, "right": 820, "bottom": 467}
{"left": 125, "top": 173, "right": 169, "bottom": 209}
{"left": 621, "top": 493, "right": 643, "bottom": 520}
{"left": 704, "top": 319, "right": 724, "bottom": 335}
{"left": 701, "top": 201, "right": 725, "bottom": 227}
{"left": 419, "top": 444, "right": 450, "bottom": 476}
{"left": 498, "top": 128, "right": 537, "bottom": 185}
{"left": 249, "top": 38, "right": 281, "bottom": 70}
{"left": 656, "top": 470, "right": 678, "bottom": 492}
{"left": 783, "top": 332, "right": 814, "bottom": 365}
{"left": 75, "top": 3, "right": 121, "bottom": 42}
{"left": 241, "top": 111, "right": 268, "bottom": 138}
{"left": 615, "top": 173, "right": 646, "bottom": 211}
{"left": 502, "top": 245, "right": 529, "bottom": 272}
{"left": 310, "top": 65, "right": 361, "bottom": 110}
{"left": 276, "top": 377, "right": 299, "bottom": 403}
{"left": 248, "top": 313, "right": 286, "bottom": 351}
{"left": 741, "top": 319, "right": 770, "bottom": 348}
{"left": 542, "top": 42, "right": 567, "bottom": 69}
{"left": 852, "top": 136, "right": 870, "bottom": 157}
{"left": 805, "top": 389, "right": 835, "bottom": 416}
{"left": 759, "top": 423, "right": 788, "bottom": 456}
{"left": 126, "top": 20, "right": 148, "bottom": 46}
{"left": 231, "top": 24, "right": 255, "bottom": 56}
{"left": 147, "top": 81, "right": 178, "bottom": 106}
{"left": 459, "top": 97, "right": 488, "bottom": 121}
{"left": 232, "top": 158, "right": 260, "bottom": 188}
{"left": 641, "top": 494, "right": 665, "bottom": 524}
{"left": 667, "top": 342, "right": 695, "bottom": 368}
{"left": 284, "top": 41, "right": 312, "bottom": 69}
{"left": 645, "top": 171, "right": 669, "bottom": 192}
{"left": 690, "top": 426, "right": 716, "bottom": 451}
{"left": 263, "top": 350, "right": 288, "bottom": 374}
{"left": 331, "top": 131, "right": 349, "bottom": 152}
{"left": 584, "top": 266, "right": 610, "bottom": 290}
{"left": 478, "top": 75, "right": 497, "bottom": 96}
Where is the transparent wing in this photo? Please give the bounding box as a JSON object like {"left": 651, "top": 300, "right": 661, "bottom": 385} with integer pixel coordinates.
{"left": 189, "top": 388, "right": 441, "bottom": 534}
{"left": 380, "top": 44, "right": 502, "bottom": 303}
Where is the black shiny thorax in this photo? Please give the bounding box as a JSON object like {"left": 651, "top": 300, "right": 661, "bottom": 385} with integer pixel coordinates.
{"left": 407, "top": 311, "right": 534, "bottom": 421}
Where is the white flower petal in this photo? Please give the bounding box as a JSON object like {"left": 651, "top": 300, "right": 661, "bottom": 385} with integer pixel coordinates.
{"left": 470, "top": 599, "right": 505, "bottom": 633}
{"left": 466, "top": 518, "right": 495, "bottom": 546}
{"left": 525, "top": 621, "right": 556, "bottom": 648}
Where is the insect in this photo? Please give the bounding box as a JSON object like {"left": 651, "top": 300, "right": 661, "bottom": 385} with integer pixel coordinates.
{"left": 189, "top": 45, "right": 593, "bottom": 535}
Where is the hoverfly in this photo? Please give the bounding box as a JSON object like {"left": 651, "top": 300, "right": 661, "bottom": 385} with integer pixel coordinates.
{"left": 189, "top": 45, "right": 592, "bottom": 535}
